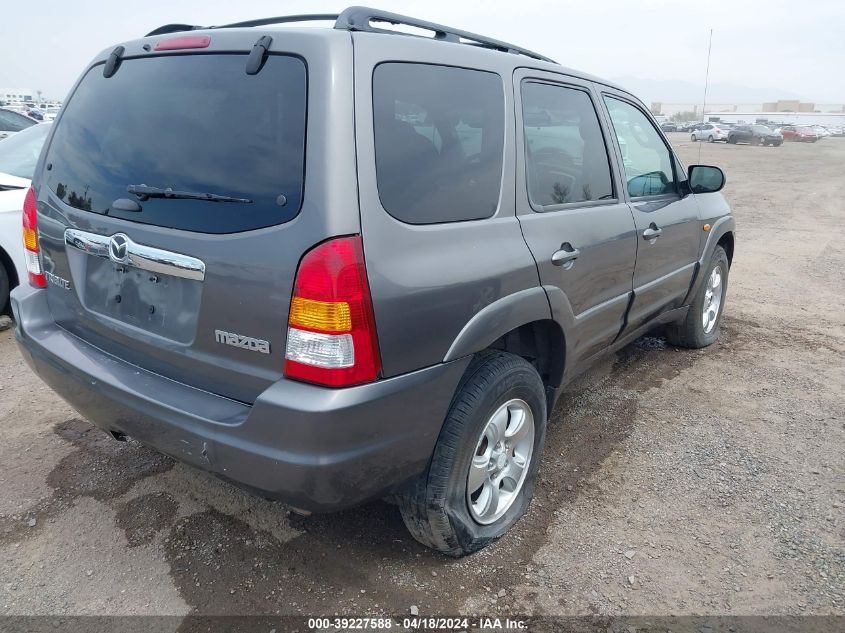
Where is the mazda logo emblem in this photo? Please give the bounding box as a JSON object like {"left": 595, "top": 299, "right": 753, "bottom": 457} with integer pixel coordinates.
{"left": 109, "top": 234, "right": 130, "bottom": 263}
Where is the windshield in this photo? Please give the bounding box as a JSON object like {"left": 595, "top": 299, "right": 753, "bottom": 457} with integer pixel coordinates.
{"left": 753, "top": 125, "right": 772, "bottom": 133}
{"left": 0, "top": 122, "right": 51, "bottom": 179}
{"left": 43, "top": 54, "right": 307, "bottom": 234}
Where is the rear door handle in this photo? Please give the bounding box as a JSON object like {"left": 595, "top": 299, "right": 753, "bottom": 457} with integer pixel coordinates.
{"left": 551, "top": 245, "right": 581, "bottom": 267}
{"left": 642, "top": 224, "right": 663, "bottom": 240}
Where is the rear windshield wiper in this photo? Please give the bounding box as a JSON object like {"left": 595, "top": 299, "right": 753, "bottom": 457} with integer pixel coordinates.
{"left": 127, "top": 184, "right": 253, "bottom": 204}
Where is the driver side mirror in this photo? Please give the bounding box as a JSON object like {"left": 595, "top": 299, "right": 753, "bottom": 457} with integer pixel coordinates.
{"left": 687, "top": 164, "right": 725, "bottom": 194}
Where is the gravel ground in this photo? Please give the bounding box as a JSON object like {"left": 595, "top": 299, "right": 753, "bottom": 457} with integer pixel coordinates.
{"left": 0, "top": 135, "right": 842, "bottom": 619}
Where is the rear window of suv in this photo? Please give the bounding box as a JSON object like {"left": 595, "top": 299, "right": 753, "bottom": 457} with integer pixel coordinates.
{"left": 43, "top": 54, "right": 307, "bottom": 234}
{"left": 373, "top": 63, "right": 505, "bottom": 224}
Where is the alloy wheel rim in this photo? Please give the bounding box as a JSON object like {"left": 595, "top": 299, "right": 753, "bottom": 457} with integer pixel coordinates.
{"left": 702, "top": 265, "right": 723, "bottom": 334}
{"left": 466, "top": 399, "right": 535, "bottom": 525}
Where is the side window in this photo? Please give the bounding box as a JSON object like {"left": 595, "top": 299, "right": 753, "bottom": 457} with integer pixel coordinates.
{"left": 604, "top": 96, "right": 677, "bottom": 198}
{"left": 373, "top": 63, "right": 505, "bottom": 224}
{"left": 521, "top": 82, "right": 614, "bottom": 207}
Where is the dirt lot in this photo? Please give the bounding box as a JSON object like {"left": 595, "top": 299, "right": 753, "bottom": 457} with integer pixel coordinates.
{"left": 0, "top": 135, "right": 843, "bottom": 619}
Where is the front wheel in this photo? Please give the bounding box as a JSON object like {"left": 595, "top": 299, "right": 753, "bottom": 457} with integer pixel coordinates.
{"left": 398, "top": 351, "right": 547, "bottom": 556}
{"left": 691, "top": 134, "right": 697, "bottom": 142}
{"left": 708, "top": 135, "right": 715, "bottom": 143}
{"left": 666, "top": 246, "right": 729, "bottom": 348}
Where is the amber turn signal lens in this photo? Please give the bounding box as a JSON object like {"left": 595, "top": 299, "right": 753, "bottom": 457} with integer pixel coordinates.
{"left": 703, "top": 223, "right": 711, "bottom": 231}
{"left": 289, "top": 297, "right": 352, "bottom": 333}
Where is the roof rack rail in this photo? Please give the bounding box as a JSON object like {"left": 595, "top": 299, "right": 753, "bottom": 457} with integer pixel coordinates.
{"left": 334, "top": 6, "right": 556, "bottom": 64}
{"left": 144, "top": 6, "right": 557, "bottom": 65}
{"left": 145, "top": 14, "right": 339, "bottom": 37}
{"left": 217, "top": 14, "right": 340, "bottom": 30}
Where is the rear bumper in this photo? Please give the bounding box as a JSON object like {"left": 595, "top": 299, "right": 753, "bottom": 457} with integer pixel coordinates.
{"left": 11, "top": 285, "right": 469, "bottom": 512}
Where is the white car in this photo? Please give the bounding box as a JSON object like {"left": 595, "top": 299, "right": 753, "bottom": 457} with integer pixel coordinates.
{"left": 812, "top": 125, "right": 831, "bottom": 138}
{"left": 0, "top": 122, "right": 51, "bottom": 310}
{"left": 0, "top": 107, "right": 39, "bottom": 141}
{"left": 691, "top": 122, "right": 733, "bottom": 143}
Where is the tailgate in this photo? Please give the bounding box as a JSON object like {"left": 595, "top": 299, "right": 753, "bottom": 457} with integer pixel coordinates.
{"left": 32, "top": 32, "right": 357, "bottom": 403}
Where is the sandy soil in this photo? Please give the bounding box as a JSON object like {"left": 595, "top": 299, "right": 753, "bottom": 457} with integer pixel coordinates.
{"left": 0, "top": 135, "right": 842, "bottom": 619}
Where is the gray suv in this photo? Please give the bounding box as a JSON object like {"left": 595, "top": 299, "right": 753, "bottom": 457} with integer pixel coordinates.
{"left": 11, "top": 7, "right": 734, "bottom": 556}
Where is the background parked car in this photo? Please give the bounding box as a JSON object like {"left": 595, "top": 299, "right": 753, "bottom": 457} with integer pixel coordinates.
{"left": 827, "top": 126, "right": 845, "bottom": 137}
{"left": 25, "top": 107, "right": 45, "bottom": 122}
{"left": 0, "top": 122, "right": 52, "bottom": 310}
{"left": 812, "top": 125, "right": 831, "bottom": 139}
{"left": 0, "top": 108, "right": 38, "bottom": 140}
{"left": 660, "top": 122, "right": 678, "bottom": 132}
{"left": 691, "top": 122, "right": 732, "bottom": 143}
{"left": 780, "top": 125, "right": 819, "bottom": 142}
{"left": 727, "top": 124, "right": 783, "bottom": 146}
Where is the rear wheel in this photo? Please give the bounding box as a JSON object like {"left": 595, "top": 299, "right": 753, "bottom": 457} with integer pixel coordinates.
{"left": 666, "top": 246, "right": 729, "bottom": 349}
{"left": 398, "top": 351, "right": 547, "bottom": 556}
{"left": 691, "top": 134, "right": 697, "bottom": 142}
{"left": 0, "top": 263, "right": 9, "bottom": 314}
{"left": 707, "top": 135, "right": 715, "bottom": 143}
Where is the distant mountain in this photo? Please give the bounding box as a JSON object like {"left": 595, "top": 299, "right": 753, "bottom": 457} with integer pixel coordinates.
{"left": 611, "top": 76, "right": 805, "bottom": 105}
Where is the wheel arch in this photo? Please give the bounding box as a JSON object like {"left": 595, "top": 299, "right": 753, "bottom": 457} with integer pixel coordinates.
{"left": 443, "top": 287, "right": 567, "bottom": 397}
{"left": 683, "top": 217, "right": 735, "bottom": 305}
{"left": 0, "top": 243, "right": 19, "bottom": 293}
{"left": 717, "top": 230, "right": 734, "bottom": 267}
{"left": 485, "top": 319, "right": 566, "bottom": 393}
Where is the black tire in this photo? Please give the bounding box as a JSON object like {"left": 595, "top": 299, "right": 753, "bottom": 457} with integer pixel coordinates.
{"left": 707, "top": 135, "right": 714, "bottom": 143}
{"left": 398, "top": 351, "right": 547, "bottom": 557}
{"left": 774, "top": 141, "right": 782, "bottom": 147}
{"left": 691, "top": 134, "right": 697, "bottom": 142}
{"left": 0, "top": 263, "right": 9, "bottom": 314}
{"left": 666, "top": 246, "right": 729, "bottom": 349}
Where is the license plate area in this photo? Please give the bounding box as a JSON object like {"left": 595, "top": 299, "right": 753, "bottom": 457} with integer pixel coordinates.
{"left": 83, "top": 258, "right": 201, "bottom": 343}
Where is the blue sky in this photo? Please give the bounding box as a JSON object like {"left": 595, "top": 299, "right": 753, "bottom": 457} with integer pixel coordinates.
{"left": 1, "top": 0, "right": 843, "bottom": 103}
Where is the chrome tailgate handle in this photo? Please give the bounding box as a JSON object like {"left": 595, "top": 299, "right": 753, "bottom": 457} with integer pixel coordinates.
{"left": 65, "top": 229, "right": 206, "bottom": 281}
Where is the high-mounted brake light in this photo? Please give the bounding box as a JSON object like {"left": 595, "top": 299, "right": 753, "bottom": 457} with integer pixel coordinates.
{"left": 154, "top": 35, "right": 211, "bottom": 51}
{"left": 284, "top": 236, "right": 381, "bottom": 388}
{"left": 22, "top": 186, "right": 46, "bottom": 288}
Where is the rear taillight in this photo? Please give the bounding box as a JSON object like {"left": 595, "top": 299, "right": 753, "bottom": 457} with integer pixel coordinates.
{"left": 22, "top": 186, "right": 46, "bottom": 288}
{"left": 284, "top": 236, "right": 381, "bottom": 387}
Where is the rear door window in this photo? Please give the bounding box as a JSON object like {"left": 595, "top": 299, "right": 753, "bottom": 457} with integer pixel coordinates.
{"left": 372, "top": 63, "right": 505, "bottom": 224}
{"left": 521, "top": 81, "right": 614, "bottom": 208}
{"left": 43, "top": 54, "right": 307, "bottom": 234}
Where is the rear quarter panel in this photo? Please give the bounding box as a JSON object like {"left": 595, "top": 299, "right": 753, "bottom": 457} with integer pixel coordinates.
{"left": 352, "top": 34, "right": 542, "bottom": 377}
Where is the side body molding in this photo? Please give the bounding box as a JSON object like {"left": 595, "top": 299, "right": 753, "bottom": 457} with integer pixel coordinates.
{"left": 443, "top": 287, "right": 552, "bottom": 362}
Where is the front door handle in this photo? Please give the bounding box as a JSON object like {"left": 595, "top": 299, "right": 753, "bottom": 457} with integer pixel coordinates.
{"left": 642, "top": 224, "right": 663, "bottom": 240}
{"left": 551, "top": 244, "right": 581, "bottom": 267}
